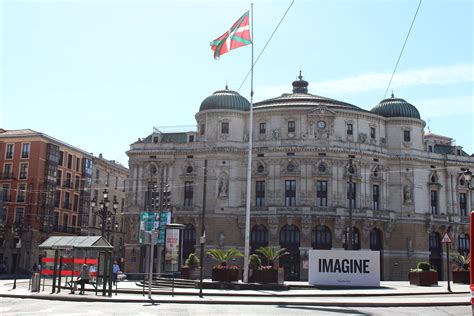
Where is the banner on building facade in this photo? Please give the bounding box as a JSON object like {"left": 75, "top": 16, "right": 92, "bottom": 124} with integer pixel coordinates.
{"left": 309, "top": 250, "right": 380, "bottom": 287}
{"left": 139, "top": 211, "right": 171, "bottom": 245}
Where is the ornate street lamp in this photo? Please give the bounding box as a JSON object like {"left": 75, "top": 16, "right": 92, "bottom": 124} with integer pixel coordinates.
{"left": 91, "top": 189, "right": 119, "bottom": 239}
{"left": 12, "top": 220, "right": 24, "bottom": 289}
{"left": 347, "top": 159, "right": 355, "bottom": 251}
{"left": 464, "top": 169, "right": 472, "bottom": 211}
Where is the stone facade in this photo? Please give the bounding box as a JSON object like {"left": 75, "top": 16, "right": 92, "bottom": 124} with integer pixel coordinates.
{"left": 125, "top": 76, "right": 473, "bottom": 281}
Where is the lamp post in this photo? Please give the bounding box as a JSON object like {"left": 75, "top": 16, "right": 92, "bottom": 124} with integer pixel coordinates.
{"left": 12, "top": 220, "right": 24, "bottom": 290}
{"left": 465, "top": 169, "right": 472, "bottom": 205}
{"left": 347, "top": 159, "right": 355, "bottom": 250}
{"left": 91, "top": 189, "right": 119, "bottom": 239}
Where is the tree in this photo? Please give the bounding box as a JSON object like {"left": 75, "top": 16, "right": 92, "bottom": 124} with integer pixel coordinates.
{"left": 255, "top": 246, "right": 289, "bottom": 268}
{"left": 207, "top": 248, "right": 243, "bottom": 266}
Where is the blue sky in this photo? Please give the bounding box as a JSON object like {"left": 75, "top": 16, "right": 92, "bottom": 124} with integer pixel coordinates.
{"left": 1, "top": 0, "right": 472, "bottom": 166}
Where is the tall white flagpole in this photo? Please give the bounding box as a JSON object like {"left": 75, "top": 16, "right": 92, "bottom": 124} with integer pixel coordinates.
{"left": 243, "top": 3, "right": 254, "bottom": 284}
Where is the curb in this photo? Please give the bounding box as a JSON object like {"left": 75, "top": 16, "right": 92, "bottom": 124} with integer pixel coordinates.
{"left": 0, "top": 293, "right": 470, "bottom": 307}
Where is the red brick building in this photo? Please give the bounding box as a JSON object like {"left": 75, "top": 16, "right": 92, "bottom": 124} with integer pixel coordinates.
{"left": 0, "top": 129, "right": 93, "bottom": 274}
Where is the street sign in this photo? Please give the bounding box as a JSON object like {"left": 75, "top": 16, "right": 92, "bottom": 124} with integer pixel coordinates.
{"left": 441, "top": 232, "right": 452, "bottom": 243}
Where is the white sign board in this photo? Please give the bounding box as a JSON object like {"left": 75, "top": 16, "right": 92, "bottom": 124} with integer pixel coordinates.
{"left": 309, "top": 250, "right": 380, "bottom": 287}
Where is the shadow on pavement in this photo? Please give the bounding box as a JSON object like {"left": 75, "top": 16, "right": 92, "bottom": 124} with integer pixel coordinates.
{"left": 277, "top": 304, "right": 371, "bottom": 315}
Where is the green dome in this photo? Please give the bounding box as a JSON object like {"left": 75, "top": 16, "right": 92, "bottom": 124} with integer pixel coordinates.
{"left": 371, "top": 95, "right": 420, "bottom": 119}
{"left": 199, "top": 87, "right": 250, "bottom": 112}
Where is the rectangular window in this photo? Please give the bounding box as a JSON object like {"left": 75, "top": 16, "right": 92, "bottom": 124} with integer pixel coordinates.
{"left": 285, "top": 180, "right": 296, "bottom": 206}
{"left": 370, "top": 127, "right": 376, "bottom": 139}
{"left": 6, "top": 144, "right": 13, "bottom": 159}
{"left": 73, "top": 194, "right": 79, "bottom": 212}
{"left": 17, "top": 184, "right": 26, "bottom": 203}
{"left": 347, "top": 123, "right": 353, "bottom": 135}
{"left": 3, "top": 164, "right": 12, "bottom": 178}
{"left": 115, "top": 176, "right": 118, "bottom": 189}
{"left": 259, "top": 123, "right": 266, "bottom": 134}
{"left": 288, "top": 121, "right": 295, "bottom": 133}
{"left": 72, "top": 215, "right": 77, "bottom": 227}
{"left": 56, "top": 170, "right": 62, "bottom": 186}
{"left": 75, "top": 176, "right": 80, "bottom": 190}
{"left": 184, "top": 181, "right": 193, "bottom": 206}
{"left": 121, "top": 197, "right": 125, "bottom": 212}
{"left": 63, "top": 213, "right": 69, "bottom": 228}
{"left": 76, "top": 158, "right": 80, "bottom": 172}
{"left": 428, "top": 145, "right": 433, "bottom": 152}
{"left": 54, "top": 190, "right": 61, "bottom": 208}
{"left": 95, "top": 170, "right": 100, "bottom": 184}
{"left": 19, "top": 163, "right": 28, "bottom": 179}
{"left": 200, "top": 124, "right": 205, "bottom": 135}
{"left": 460, "top": 193, "right": 467, "bottom": 216}
{"left": 53, "top": 212, "right": 59, "bottom": 229}
{"left": 2, "top": 184, "right": 10, "bottom": 201}
{"left": 14, "top": 208, "right": 24, "bottom": 224}
{"left": 105, "top": 173, "right": 110, "bottom": 187}
{"left": 65, "top": 173, "right": 72, "bottom": 188}
{"left": 123, "top": 179, "right": 126, "bottom": 192}
{"left": 347, "top": 182, "right": 356, "bottom": 208}
{"left": 21, "top": 143, "right": 30, "bottom": 158}
{"left": 58, "top": 151, "right": 64, "bottom": 166}
{"left": 404, "top": 130, "right": 411, "bottom": 142}
{"left": 316, "top": 180, "right": 328, "bottom": 207}
{"left": 221, "top": 122, "right": 229, "bottom": 134}
{"left": 430, "top": 190, "right": 438, "bottom": 214}
{"left": 64, "top": 192, "right": 70, "bottom": 209}
{"left": 372, "top": 184, "right": 380, "bottom": 210}
{"left": 67, "top": 154, "right": 72, "bottom": 169}
{"left": 256, "top": 181, "right": 265, "bottom": 206}
{"left": 188, "top": 135, "right": 194, "bottom": 142}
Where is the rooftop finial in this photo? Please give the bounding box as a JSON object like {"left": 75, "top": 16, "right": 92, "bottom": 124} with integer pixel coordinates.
{"left": 298, "top": 70, "right": 303, "bottom": 80}
{"left": 391, "top": 89, "right": 394, "bottom": 98}
{"left": 225, "top": 81, "right": 228, "bottom": 90}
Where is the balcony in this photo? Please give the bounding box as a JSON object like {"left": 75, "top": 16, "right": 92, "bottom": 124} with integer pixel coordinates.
{"left": 19, "top": 172, "right": 27, "bottom": 180}
{"left": 0, "top": 195, "right": 11, "bottom": 202}
{"left": 63, "top": 180, "right": 72, "bottom": 189}
{"left": 21, "top": 151, "right": 29, "bottom": 159}
{"left": 0, "top": 173, "right": 15, "bottom": 180}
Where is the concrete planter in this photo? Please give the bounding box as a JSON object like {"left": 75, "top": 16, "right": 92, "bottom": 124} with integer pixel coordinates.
{"left": 254, "top": 269, "right": 278, "bottom": 284}
{"left": 212, "top": 268, "right": 239, "bottom": 282}
{"left": 452, "top": 271, "right": 470, "bottom": 284}
{"left": 408, "top": 271, "right": 438, "bottom": 286}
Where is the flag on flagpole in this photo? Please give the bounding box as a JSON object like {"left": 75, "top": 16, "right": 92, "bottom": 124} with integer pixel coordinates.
{"left": 210, "top": 11, "right": 252, "bottom": 59}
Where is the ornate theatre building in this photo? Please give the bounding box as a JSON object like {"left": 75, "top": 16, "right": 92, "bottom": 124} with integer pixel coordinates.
{"left": 124, "top": 74, "right": 473, "bottom": 281}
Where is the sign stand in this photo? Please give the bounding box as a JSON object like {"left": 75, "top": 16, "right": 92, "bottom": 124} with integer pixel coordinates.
{"left": 441, "top": 231, "right": 452, "bottom": 293}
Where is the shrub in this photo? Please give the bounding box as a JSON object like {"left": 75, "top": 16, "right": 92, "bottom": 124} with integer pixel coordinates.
{"left": 416, "top": 262, "right": 433, "bottom": 272}
{"left": 185, "top": 253, "right": 200, "bottom": 268}
{"left": 248, "top": 254, "right": 262, "bottom": 270}
{"left": 452, "top": 253, "right": 470, "bottom": 271}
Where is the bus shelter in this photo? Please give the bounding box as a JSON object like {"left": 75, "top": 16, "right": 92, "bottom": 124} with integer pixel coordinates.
{"left": 39, "top": 236, "right": 114, "bottom": 296}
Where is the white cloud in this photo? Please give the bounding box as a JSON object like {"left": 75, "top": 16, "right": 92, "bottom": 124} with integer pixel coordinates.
{"left": 255, "top": 64, "right": 473, "bottom": 97}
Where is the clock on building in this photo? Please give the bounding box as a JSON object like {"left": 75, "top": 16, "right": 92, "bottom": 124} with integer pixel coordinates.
{"left": 318, "top": 121, "right": 326, "bottom": 129}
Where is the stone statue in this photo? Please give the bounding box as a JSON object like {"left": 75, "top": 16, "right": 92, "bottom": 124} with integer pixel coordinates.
{"left": 218, "top": 233, "right": 225, "bottom": 247}
{"left": 218, "top": 176, "right": 228, "bottom": 197}
{"left": 403, "top": 185, "right": 412, "bottom": 204}
{"left": 271, "top": 129, "right": 280, "bottom": 140}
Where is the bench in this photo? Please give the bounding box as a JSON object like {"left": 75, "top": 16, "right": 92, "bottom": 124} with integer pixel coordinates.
{"left": 66, "top": 279, "right": 98, "bottom": 293}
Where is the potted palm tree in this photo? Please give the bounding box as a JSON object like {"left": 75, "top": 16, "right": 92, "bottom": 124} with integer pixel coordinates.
{"left": 207, "top": 248, "right": 243, "bottom": 282}
{"left": 452, "top": 253, "right": 470, "bottom": 284}
{"left": 408, "top": 261, "right": 438, "bottom": 286}
{"left": 253, "top": 246, "right": 288, "bottom": 284}
{"left": 248, "top": 254, "right": 262, "bottom": 283}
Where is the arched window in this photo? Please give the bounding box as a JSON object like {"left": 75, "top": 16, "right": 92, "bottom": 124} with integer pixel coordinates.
{"left": 182, "top": 224, "right": 196, "bottom": 260}
{"left": 370, "top": 228, "right": 383, "bottom": 251}
{"left": 280, "top": 225, "right": 300, "bottom": 247}
{"left": 257, "top": 165, "right": 265, "bottom": 173}
{"left": 312, "top": 225, "right": 332, "bottom": 249}
{"left": 343, "top": 227, "right": 361, "bottom": 250}
{"left": 458, "top": 233, "right": 470, "bottom": 255}
{"left": 251, "top": 224, "right": 268, "bottom": 251}
{"left": 429, "top": 232, "right": 441, "bottom": 251}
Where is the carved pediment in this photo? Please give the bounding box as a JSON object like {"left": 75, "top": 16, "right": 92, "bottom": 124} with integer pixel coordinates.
{"left": 306, "top": 105, "right": 337, "bottom": 117}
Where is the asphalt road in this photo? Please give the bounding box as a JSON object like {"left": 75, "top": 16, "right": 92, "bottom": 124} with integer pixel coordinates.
{"left": 0, "top": 298, "right": 471, "bottom": 316}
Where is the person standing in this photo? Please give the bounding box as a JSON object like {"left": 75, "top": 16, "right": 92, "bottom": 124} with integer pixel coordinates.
{"left": 112, "top": 261, "right": 120, "bottom": 286}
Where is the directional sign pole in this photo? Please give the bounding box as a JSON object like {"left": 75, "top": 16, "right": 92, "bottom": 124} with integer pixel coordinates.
{"left": 441, "top": 232, "right": 452, "bottom": 293}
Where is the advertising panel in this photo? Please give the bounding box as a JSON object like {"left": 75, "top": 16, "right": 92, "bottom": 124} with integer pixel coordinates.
{"left": 165, "top": 228, "right": 180, "bottom": 272}
{"left": 309, "top": 250, "right": 380, "bottom": 287}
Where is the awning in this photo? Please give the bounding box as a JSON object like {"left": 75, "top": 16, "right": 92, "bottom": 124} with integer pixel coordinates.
{"left": 39, "top": 236, "right": 113, "bottom": 250}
